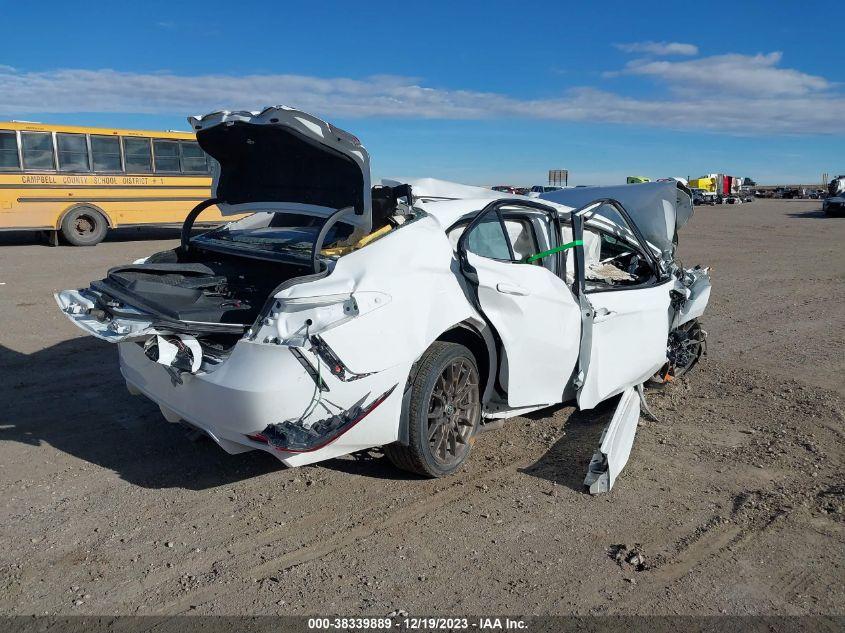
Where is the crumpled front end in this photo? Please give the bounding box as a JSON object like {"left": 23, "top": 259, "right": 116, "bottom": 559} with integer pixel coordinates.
{"left": 673, "top": 265, "right": 712, "bottom": 329}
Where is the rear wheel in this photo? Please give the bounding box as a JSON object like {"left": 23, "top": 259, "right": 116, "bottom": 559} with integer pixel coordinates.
{"left": 60, "top": 206, "right": 108, "bottom": 246}
{"left": 385, "top": 342, "right": 481, "bottom": 477}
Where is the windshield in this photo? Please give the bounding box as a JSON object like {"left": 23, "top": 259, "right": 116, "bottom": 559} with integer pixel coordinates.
{"left": 192, "top": 213, "right": 354, "bottom": 258}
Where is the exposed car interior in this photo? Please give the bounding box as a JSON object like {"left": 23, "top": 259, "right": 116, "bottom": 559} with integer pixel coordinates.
{"left": 578, "top": 205, "right": 655, "bottom": 290}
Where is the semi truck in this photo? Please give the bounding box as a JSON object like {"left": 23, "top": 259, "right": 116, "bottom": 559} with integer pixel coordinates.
{"left": 688, "top": 174, "right": 741, "bottom": 203}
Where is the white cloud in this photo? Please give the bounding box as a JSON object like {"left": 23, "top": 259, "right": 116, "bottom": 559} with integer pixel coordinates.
{"left": 0, "top": 63, "right": 842, "bottom": 135}
{"left": 615, "top": 41, "right": 699, "bottom": 56}
{"left": 616, "top": 52, "right": 831, "bottom": 96}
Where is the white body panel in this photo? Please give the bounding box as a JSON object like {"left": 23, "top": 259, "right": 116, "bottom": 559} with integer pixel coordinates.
{"left": 190, "top": 107, "right": 373, "bottom": 233}
{"left": 118, "top": 340, "right": 408, "bottom": 466}
{"left": 466, "top": 251, "right": 581, "bottom": 407}
{"left": 578, "top": 282, "right": 673, "bottom": 410}
{"left": 675, "top": 268, "right": 712, "bottom": 327}
{"left": 584, "top": 386, "right": 641, "bottom": 494}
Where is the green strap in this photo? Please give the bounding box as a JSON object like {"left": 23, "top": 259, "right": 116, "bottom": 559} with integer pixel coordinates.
{"left": 521, "top": 239, "right": 583, "bottom": 263}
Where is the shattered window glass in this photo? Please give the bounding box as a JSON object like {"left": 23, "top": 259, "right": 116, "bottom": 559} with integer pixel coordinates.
{"left": 580, "top": 203, "right": 655, "bottom": 290}
{"left": 194, "top": 214, "right": 354, "bottom": 258}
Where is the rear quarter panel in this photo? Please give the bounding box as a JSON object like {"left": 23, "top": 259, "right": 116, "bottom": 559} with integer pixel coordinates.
{"left": 308, "top": 215, "right": 483, "bottom": 374}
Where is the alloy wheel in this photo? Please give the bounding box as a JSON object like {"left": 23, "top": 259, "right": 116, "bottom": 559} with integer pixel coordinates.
{"left": 426, "top": 358, "right": 480, "bottom": 466}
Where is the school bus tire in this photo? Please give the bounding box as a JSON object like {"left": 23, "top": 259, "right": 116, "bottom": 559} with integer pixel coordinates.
{"left": 60, "top": 206, "right": 109, "bottom": 246}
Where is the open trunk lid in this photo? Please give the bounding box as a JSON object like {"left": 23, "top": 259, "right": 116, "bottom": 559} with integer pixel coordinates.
{"left": 190, "top": 107, "right": 373, "bottom": 234}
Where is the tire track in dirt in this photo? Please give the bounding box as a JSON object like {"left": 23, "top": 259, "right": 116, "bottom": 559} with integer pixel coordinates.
{"left": 151, "top": 457, "right": 534, "bottom": 617}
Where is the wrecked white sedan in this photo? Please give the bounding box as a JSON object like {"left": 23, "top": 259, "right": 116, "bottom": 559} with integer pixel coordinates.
{"left": 56, "top": 106, "right": 710, "bottom": 491}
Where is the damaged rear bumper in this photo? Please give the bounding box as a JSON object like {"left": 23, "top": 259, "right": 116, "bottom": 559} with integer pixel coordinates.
{"left": 117, "top": 339, "right": 405, "bottom": 467}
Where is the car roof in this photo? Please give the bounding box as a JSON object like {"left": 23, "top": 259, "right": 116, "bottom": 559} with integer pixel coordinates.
{"left": 415, "top": 196, "right": 573, "bottom": 229}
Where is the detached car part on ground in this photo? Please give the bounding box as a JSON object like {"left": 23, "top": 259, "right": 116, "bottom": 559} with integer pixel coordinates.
{"left": 56, "top": 106, "right": 711, "bottom": 492}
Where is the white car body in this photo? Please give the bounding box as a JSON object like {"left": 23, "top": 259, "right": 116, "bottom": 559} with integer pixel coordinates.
{"left": 56, "top": 106, "right": 711, "bottom": 491}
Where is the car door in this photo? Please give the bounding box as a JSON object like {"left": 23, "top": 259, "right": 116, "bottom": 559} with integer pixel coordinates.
{"left": 573, "top": 201, "right": 672, "bottom": 409}
{"left": 456, "top": 200, "right": 581, "bottom": 408}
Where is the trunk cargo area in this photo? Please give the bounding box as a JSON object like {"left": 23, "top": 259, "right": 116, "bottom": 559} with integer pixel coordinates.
{"left": 92, "top": 248, "right": 313, "bottom": 327}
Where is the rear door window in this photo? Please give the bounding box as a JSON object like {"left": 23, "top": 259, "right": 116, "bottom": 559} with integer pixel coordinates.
{"left": 56, "top": 133, "right": 90, "bottom": 172}
{"left": 465, "top": 213, "right": 513, "bottom": 260}
{"left": 21, "top": 132, "right": 55, "bottom": 170}
{"left": 501, "top": 217, "right": 538, "bottom": 261}
{"left": 0, "top": 130, "right": 20, "bottom": 170}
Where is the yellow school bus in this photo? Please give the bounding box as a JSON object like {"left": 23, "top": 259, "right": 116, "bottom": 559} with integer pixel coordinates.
{"left": 0, "top": 121, "right": 234, "bottom": 245}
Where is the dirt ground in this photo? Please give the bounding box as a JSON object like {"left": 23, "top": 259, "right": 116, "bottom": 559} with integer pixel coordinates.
{"left": 0, "top": 199, "right": 842, "bottom": 617}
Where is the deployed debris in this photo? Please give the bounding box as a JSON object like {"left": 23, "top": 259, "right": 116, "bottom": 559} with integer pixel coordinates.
{"left": 584, "top": 387, "right": 641, "bottom": 494}
{"left": 608, "top": 543, "right": 649, "bottom": 571}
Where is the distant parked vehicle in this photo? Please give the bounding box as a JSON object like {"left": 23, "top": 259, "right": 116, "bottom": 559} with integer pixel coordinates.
{"left": 692, "top": 191, "right": 716, "bottom": 206}
{"left": 781, "top": 189, "right": 801, "bottom": 199}
{"left": 527, "top": 185, "right": 563, "bottom": 198}
{"left": 0, "top": 121, "right": 239, "bottom": 246}
{"left": 513, "top": 187, "right": 529, "bottom": 196}
{"left": 492, "top": 185, "right": 517, "bottom": 194}
{"left": 691, "top": 188, "right": 716, "bottom": 205}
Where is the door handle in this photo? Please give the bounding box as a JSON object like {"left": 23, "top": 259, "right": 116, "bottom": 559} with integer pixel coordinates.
{"left": 496, "top": 282, "right": 530, "bottom": 296}
{"left": 593, "top": 307, "right": 616, "bottom": 322}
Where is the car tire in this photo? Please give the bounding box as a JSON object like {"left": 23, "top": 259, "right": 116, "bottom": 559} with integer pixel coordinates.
{"left": 385, "top": 341, "right": 481, "bottom": 478}
{"left": 60, "top": 206, "right": 108, "bottom": 246}
{"left": 649, "top": 318, "right": 707, "bottom": 386}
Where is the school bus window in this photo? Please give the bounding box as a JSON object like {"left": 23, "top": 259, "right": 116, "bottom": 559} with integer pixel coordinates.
{"left": 123, "top": 137, "right": 152, "bottom": 173}
{"left": 21, "top": 132, "right": 55, "bottom": 170}
{"left": 153, "top": 139, "right": 180, "bottom": 172}
{"left": 56, "top": 133, "right": 90, "bottom": 172}
{"left": 179, "top": 140, "right": 208, "bottom": 173}
{"left": 91, "top": 135, "right": 122, "bottom": 172}
{"left": 0, "top": 130, "right": 20, "bottom": 170}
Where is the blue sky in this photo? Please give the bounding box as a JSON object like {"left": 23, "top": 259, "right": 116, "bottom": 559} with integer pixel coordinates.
{"left": 1, "top": 0, "right": 842, "bottom": 185}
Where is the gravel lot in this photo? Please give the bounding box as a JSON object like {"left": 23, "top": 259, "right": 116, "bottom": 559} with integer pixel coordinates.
{"left": 0, "top": 199, "right": 842, "bottom": 616}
